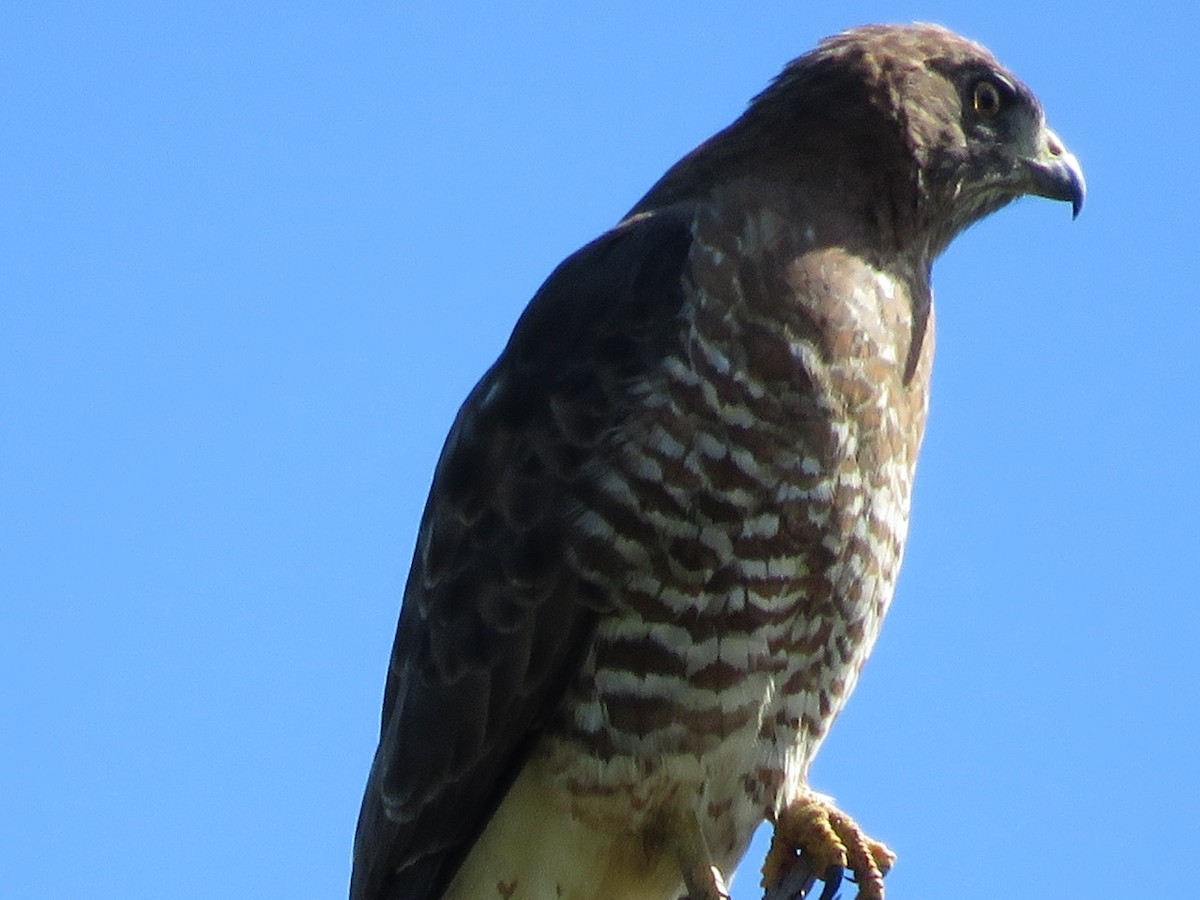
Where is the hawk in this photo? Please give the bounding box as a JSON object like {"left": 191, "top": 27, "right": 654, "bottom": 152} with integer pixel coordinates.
{"left": 352, "top": 23, "right": 1084, "bottom": 900}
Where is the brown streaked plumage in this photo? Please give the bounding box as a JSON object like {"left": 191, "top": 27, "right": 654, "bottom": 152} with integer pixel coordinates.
{"left": 352, "top": 23, "right": 1084, "bottom": 900}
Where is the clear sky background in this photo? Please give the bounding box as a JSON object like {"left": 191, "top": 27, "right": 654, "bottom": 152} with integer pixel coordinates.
{"left": 3, "top": 3, "right": 1197, "bottom": 899}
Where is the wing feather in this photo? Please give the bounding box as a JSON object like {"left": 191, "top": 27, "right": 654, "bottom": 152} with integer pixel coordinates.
{"left": 351, "top": 206, "right": 696, "bottom": 900}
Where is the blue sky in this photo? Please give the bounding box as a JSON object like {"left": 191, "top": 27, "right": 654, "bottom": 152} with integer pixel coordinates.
{"left": 3, "top": 3, "right": 1198, "bottom": 898}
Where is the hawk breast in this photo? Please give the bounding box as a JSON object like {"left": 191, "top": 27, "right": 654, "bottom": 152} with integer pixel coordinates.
{"left": 532, "top": 194, "right": 933, "bottom": 872}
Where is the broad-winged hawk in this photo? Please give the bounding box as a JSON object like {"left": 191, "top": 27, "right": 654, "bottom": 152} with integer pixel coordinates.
{"left": 352, "top": 23, "right": 1084, "bottom": 900}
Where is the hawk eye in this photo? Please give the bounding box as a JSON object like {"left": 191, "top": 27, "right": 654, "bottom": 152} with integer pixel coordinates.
{"left": 971, "top": 78, "right": 1006, "bottom": 119}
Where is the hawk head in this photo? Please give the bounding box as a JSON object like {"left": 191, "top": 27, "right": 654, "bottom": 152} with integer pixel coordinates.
{"left": 635, "top": 23, "right": 1085, "bottom": 261}
{"left": 833, "top": 25, "right": 1085, "bottom": 245}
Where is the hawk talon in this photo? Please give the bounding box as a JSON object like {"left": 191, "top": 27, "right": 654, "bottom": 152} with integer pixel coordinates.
{"left": 760, "top": 853, "right": 843, "bottom": 900}
{"left": 818, "top": 865, "right": 843, "bottom": 900}
{"left": 762, "top": 795, "right": 893, "bottom": 900}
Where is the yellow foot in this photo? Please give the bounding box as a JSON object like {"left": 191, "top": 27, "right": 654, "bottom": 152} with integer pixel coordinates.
{"left": 761, "top": 792, "right": 895, "bottom": 900}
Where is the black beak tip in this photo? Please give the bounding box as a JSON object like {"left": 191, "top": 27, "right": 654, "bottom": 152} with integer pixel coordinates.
{"left": 1026, "top": 154, "right": 1085, "bottom": 220}
{"left": 1030, "top": 127, "right": 1085, "bottom": 220}
{"left": 1069, "top": 167, "right": 1085, "bottom": 219}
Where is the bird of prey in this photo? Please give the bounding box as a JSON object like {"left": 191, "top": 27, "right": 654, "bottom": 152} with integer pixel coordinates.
{"left": 352, "top": 23, "right": 1084, "bottom": 900}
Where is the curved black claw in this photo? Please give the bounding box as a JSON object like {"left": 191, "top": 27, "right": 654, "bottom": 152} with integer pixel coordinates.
{"left": 763, "top": 851, "right": 845, "bottom": 900}
{"left": 817, "top": 864, "right": 843, "bottom": 900}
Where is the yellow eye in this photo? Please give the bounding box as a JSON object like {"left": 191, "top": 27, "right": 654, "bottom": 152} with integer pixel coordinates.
{"left": 972, "top": 79, "right": 1003, "bottom": 118}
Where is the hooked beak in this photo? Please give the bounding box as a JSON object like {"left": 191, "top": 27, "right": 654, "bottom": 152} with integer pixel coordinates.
{"left": 1024, "top": 126, "right": 1086, "bottom": 218}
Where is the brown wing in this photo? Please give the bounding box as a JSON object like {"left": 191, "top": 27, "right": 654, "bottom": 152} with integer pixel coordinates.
{"left": 350, "top": 206, "right": 696, "bottom": 900}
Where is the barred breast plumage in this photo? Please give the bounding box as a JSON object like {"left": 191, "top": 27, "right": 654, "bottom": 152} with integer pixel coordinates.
{"left": 531, "top": 181, "right": 934, "bottom": 873}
